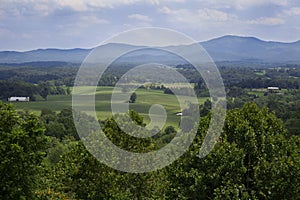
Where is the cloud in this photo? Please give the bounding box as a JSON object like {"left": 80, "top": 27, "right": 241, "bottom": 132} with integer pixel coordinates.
{"left": 231, "top": 0, "right": 289, "bottom": 9}
{"left": 284, "top": 7, "right": 300, "bottom": 16}
{"left": 79, "top": 15, "right": 110, "bottom": 24}
{"left": 54, "top": 0, "right": 140, "bottom": 11}
{"left": 201, "top": 9, "right": 232, "bottom": 21}
{"left": 55, "top": 15, "right": 109, "bottom": 35}
{"left": 55, "top": 0, "right": 90, "bottom": 11}
{"left": 33, "top": 3, "right": 54, "bottom": 16}
{"left": 195, "top": 0, "right": 289, "bottom": 10}
{"left": 160, "top": 7, "right": 236, "bottom": 25}
{"left": 0, "top": 0, "right": 143, "bottom": 14}
{"left": 1, "top": 0, "right": 186, "bottom": 14}
{"left": 128, "top": 14, "right": 152, "bottom": 22}
{"left": 247, "top": 17, "right": 285, "bottom": 25}
{"left": 1, "top": 0, "right": 300, "bottom": 50}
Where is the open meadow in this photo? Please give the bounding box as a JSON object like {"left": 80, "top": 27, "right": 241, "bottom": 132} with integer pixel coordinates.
{"left": 12, "top": 86, "right": 209, "bottom": 128}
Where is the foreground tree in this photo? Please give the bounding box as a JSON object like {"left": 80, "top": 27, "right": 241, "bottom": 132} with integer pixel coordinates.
{"left": 45, "top": 111, "right": 166, "bottom": 199}
{"left": 165, "top": 102, "right": 300, "bottom": 199}
{"left": 0, "top": 102, "right": 47, "bottom": 199}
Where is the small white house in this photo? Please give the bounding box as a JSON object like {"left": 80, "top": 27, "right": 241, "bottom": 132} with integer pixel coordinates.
{"left": 8, "top": 97, "right": 30, "bottom": 102}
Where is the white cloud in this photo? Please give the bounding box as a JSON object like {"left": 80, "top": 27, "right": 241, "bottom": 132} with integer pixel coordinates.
{"left": 284, "top": 7, "right": 300, "bottom": 16}
{"left": 196, "top": 0, "right": 289, "bottom": 10}
{"left": 128, "top": 14, "right": 152, "bottom": 22}
{"left": 56, "top": 15, "right": 109, "bottom": 33}
{"left": 201, "top": 9, "right": 231, "bottom": 21}
{"left": 54, "top": 0, "right": 184, "bottom": 11}
{"left": 24, "top": 0, "right": 186, "bottom": 12}
{"left": 231, "top": 0, "right": 289, "bottom": 9}
{"left": 54, "top": 0, "right": 139, "bottom": 11}
{"left": 247, "top": 17, "right": 285, "bottom": 25}
{"left": 55, "top": 0, "right": 89, "bottom": 11}
{"left": 33, "top": 3, "right": 53, "bottom": 16}
{"left": 1, "top": 0, "right": 300, "bottom": 50}
{"left": 0, "top": 0, "right": 143, "bottom": 14}
{"left": 160, "top": 7, "right": 235, "bottom": 24}
{"left": 80, "top": 16, "right": 109, "bottom": 25}
{"left": 150, "top": 0, "right": 185, "bottom": 5}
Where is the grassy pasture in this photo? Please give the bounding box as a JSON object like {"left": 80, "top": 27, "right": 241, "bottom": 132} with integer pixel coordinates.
{"left": 12, "top": 86, "right": 208, "bottom": 128}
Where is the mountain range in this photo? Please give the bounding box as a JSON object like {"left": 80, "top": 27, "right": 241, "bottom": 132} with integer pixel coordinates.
{"left": 1, "top": 35, "right": 300, "bottom": 64}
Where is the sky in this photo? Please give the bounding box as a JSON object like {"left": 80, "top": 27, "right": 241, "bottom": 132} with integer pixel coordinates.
{"left": 1, "top": 0, "right": 300, "bottom": 51}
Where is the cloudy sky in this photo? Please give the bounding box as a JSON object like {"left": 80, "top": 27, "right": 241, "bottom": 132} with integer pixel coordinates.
{"left": 1, "top": 0, "right": 300, "bottom": 51}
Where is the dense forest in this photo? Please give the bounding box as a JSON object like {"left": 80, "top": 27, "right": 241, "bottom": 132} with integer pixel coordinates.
{"left": 0, "top": 62, "right": 300, "bottom": 199}
{"left": 1, "top": 102, "right": 299, "bottom": 199}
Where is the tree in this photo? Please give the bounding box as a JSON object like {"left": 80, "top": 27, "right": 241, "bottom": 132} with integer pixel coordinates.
{"left": 0, "top": 80, "right": 36, "bottom": 101}
{"left": 164, "top": 125, "right": 176, "bottom": 134}
{"left": 44, "top": 111, "right": 163, "bottom": 199}
{"left": 165, "top": 102, "right": 300, "bottom": 199}
{"left": 129, "top": 92, "right": 137, "bottom": 103}
{"left": 0, "top": 102, "right": 47, "bottom": 199}
{"left": 199, "top": 99, "right": 211, "bottom": 117}
{"left": 38, "top": 81, "right": 49, "bottom": 100}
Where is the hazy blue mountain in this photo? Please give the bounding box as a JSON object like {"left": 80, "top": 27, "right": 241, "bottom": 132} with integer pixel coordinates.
{"left": 0, "top": 48, "right": 91, "bottom": 63}
{"left": 201, "top": 35, "right": 300, "bottom": 62}
{"left": 1, "top": 35, "right": 300, "bottom": 64}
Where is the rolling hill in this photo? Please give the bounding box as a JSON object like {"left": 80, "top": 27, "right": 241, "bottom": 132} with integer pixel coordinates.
{"left": 1, "top": 35, "right": 300, "bottom": 64}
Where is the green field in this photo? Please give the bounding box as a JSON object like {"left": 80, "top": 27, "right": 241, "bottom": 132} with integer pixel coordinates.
{"left": 12, "top": 86, "right": 209, "bottom": 128}
{"left": 247, "top": 89, "right": 266, "bottom": 97}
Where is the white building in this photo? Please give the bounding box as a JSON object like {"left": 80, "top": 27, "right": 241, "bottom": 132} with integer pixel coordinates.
{"left": 267, "top": 87, "right": 280, "bottom": 93}
{"left": 8, "top": 97, "right": 30, "bottom": 102}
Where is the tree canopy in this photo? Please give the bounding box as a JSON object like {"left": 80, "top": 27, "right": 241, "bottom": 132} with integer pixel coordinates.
{"left": 0, "top": 102, "right": 47, "bottom": 199}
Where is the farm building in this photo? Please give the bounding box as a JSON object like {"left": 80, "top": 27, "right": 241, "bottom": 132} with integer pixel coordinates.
{"left": 267, "top": 87, "right": 280, "bottom": 93}
{"left": 8, "top": 97, "right": 30, "bottom": 102}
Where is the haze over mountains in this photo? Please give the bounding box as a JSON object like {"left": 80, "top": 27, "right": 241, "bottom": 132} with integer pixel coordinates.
{"left": 1, "top": 35, "right": 300, "bottom": 64}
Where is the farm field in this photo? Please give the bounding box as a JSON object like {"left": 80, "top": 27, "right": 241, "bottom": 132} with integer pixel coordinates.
{"left": 248, "top": 88, "right": 288, "bottom": 97}
{"left": 12, "top": 86, "right": 209, "bottom": 128}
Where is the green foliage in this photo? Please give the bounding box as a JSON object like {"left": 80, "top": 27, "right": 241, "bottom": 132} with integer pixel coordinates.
{"left": 0, "top": 63, "right": 77, "bottom": 85}
{"left": 0, "top": 80, "right": 37, "bottom": 101}
{"left": 101, "top": 111, "right": 155, "bottom": 152}
{"left": 0, "top": 102, "right": 47, "bottom": 199}
{"left": 129, "top": 92, "right": 137, "bottom": 103}
{"left": 38, "top": 81, "right": 50, "bottom": 100}
{"left": 1, "top": 94, "right": 299, "bottom": 199}
{"left": 199, "top": 99, "right": 211, "bottom": 117}
{"left": 165, "top": 102, "right": 300, "bottom": 199}
{"left": 45, "top": 140, "right": 166, "bottom": 200}
{"left": 1, "top": 60, "right": 300, "bottom": 199}
{"left": 164, "top": 125, "right": 176, "bottom": 134}
{"left": 40, "top": 108, "right": 79, "bottom": 140}
{"left": 45, "top": 137, "right": 67, "bottom": 165}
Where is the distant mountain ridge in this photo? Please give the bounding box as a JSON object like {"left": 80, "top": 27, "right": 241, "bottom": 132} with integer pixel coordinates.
{"left": 1, "top": 35, "right": 300, "bottom": 64}
{"left": 201, "top": 35, "right": 300, "bottom": 63}
{"left": 0, "top": 48, "right": 91, "bottom": 63}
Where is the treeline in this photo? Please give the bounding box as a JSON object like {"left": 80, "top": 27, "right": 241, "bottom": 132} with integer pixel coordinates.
{"left": 0, "top": 80, "right": 71, "bottom": 101}
{"left": 1, "top": 102, "right": 299, "bottom": 199}
{"left": 1, "top": 62, "right": 300, "bottom": 89}
{"left": 176, "top": 64, "right": 300, "bottom": 90}
{"left": 0, "top": 63, "right": 77, "bottom": 85}
{"left": 0, "top": 62, "right": 131, "bottom": 87}
{"left": 0, "top": 80, "right": 36, "bottom": 100}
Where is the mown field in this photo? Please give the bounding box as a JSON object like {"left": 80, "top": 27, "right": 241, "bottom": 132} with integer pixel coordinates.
{"left": 12, "top": 86, "right": 209, "bottom": 128}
